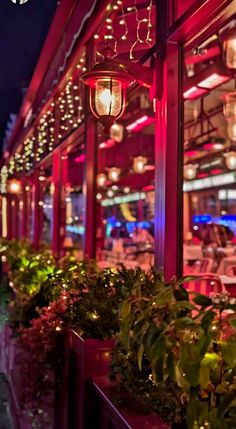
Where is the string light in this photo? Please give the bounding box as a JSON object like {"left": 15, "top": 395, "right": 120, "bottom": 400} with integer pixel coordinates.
{"left": 129, "top": 0, "right": 153, "bottom": 60}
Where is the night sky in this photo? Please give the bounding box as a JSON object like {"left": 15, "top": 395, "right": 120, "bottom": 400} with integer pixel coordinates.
{"left": 0, "top": 0, "right": 58, "bottom": 149}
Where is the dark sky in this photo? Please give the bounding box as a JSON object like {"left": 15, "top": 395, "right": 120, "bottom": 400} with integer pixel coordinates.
{"left": 0, "top": 0, "right": 58, "bottom": 148}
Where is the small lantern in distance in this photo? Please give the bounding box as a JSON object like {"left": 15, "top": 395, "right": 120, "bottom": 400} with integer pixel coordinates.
{"left": 97, "top": 173, "right": 107, "bottom": 188}
{"left": 184, "top": 164, "right": 198, "bottom": 180}
{"left": 223, "top": 27, "right": 236, "bottom": 70}
{"left": 108, "top": 167, "right": 121, "bottom": 182}
{"left": 225, "top": 151, "right": 236, "bottom": 169}
{"left": 8, "top": 179, "right": 21, "bottom": 194}
{"left": 110, "top": 123, "right": 124, "bottom": 142}
{"left": 133, "top": 156, "right": 147, "bottom": 174}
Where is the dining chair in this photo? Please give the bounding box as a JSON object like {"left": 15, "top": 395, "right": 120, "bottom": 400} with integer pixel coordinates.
{"left": 225, "top": 264, "right": 236, "bottom": 277}
{"left": 185, "top": 273, "right": 224, "bottom": 296}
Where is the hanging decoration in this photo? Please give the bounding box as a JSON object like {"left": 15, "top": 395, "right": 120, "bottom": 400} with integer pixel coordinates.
{"left": 110, "top": 123, "right": 124, "bottom": 142}
{"left": 225, "top": 151, "right": 236, "bottom": 169}
{"left": 120, "top": 202, "right": 137, "bottom": 221}
{"left": 133, "top": 156, "right": 147, "bottom": 174}
{"left": 97, "top": 173, "right": 107, "bottom": 187}
{"left": 184, "top": 164, "right": 198, "bottom": 180}
{"left": 223, "top": 92, "right": 236, "bottom": 141}
{"left": 108, "top": 167, "right": 121, "bottom": 182}
{"left": 223, "top": 27, "right": 236, "bottom": 70}
{"left": 129, "top": 0, "right": 153, "bottom": 61}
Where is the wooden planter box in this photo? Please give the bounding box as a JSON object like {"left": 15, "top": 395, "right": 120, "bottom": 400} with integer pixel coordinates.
{"left": 93, "top": 376, "right": 170, "bottom": 429}
{"left": 57, "top": 329, "right": 114, "bottom": 429}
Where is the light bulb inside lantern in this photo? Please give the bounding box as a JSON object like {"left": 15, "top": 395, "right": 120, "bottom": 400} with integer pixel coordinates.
{"left": 184, "top": 164, "right": 198, "bottom": 180}
{"left": 97, "top": 173, "right": 107, "bottom": 188}
{"left": 133, "top": 156, "right": 147, "bottom": 174}
{"left": 225, "top": 151, "right": 236, "bottom": 169}
{"left": 95, "top": 80, "right": 122, "bottom": 118}
{"left": 108, "top": 167, "right": 121, "bottom": 182}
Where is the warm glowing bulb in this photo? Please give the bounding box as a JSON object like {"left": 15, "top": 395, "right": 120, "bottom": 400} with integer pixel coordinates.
{"left": 224, "top": 37, "right": 236, "bottom": 69}
{"left": 227, "top": 120, "right": 236, "bottom": 141}
{"left": 225, "top": 151, "right": 236, "bottom": 169}
{"left": 184, "top": 164, "right": 198, "bottom": 180}
{"left": 108, "top": 167, "right": 121, "bottom": 182}
{"left": 97, "top": 173, "right": 107, "bottom": 187}
{"left": 133, "top": 156, "right": 147, "bottom": 174}
{"left": 9, "top": 180, "right": 21, "bottom": 194}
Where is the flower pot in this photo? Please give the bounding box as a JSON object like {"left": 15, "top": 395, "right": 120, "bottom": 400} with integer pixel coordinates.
{"left": 57, "top": 329, "right": 114, "bottom": 429}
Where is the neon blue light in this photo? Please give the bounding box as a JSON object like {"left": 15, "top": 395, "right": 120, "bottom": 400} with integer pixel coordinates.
{"left": 193, "top": 215, "right": 212, "bottom": 224}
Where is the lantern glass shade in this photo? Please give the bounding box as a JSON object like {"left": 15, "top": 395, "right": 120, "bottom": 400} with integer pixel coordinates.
{"left": 97, "top": 173, "right": 107, "bottom": 188}
{"left": 133, "top": 156, "right": 147, "bottom": 174}
{"left": 184, "top": 164, "right": 198, "bottom": 180}
{"left": 224, "top": 35, "right": 236, "bottom": 70}
{"left": 93, "top": 79, "right": 123, "bottom": 118}
{"left": 227, "top": 120, "right": 236, "bottom": 141}
{"left": 108, "top": 167, "right": 121, "bottom": 182}
{"left": 225, "top": 151, "right": 236, "bottom": 169}
{"left": 223, "top": 92, "right": 236, "bottom": 121}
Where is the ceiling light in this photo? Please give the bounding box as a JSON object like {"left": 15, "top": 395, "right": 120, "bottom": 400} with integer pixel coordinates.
{"left": 126, "top": 115, "right": 154, "bottom": 132}
{"left": 223, "top": 27, "right": 236, "bottom": 70}
{"left": 183, "top": 64, "right": 230, "bottom": 100}
{"left": 225, "top": 151, "right": 236, "bottom": 169}
{"left": 133, "top": 156, "right": 147, "bottom": 174}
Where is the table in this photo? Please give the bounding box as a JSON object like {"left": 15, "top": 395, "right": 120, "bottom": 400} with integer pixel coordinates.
{"left": 217, "top": 256, "right": 236, "bottom": 275}
{"left": 183, "top": 244, "right": 203, "bottom": 261}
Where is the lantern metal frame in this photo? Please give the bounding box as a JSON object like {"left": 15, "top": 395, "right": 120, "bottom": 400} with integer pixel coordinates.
{"left": 81, "top": 47, "right": 153, "bottom": 131}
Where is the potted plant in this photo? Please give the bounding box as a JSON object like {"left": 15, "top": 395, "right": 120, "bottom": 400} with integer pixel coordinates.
{"left": 115, "top": 271, "right": 236, "bottom": 429}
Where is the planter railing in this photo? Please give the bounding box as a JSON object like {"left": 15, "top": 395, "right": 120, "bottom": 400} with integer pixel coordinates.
{"left": 93, "top": 376, "right": 170, "bottom": 429}
{"left": 56, "top": 329, "right": 114, "bottom": 429}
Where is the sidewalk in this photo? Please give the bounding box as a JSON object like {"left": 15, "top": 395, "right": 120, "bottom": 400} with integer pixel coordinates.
{"left": 0, "top": 374, "right": 13, "bottom": 429}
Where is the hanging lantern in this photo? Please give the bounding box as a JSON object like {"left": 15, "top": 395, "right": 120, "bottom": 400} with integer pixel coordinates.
{"left": 97, "top": 173, "right": 107, "bottom": 188}
{"left": 8, "top": 179, "right": 21, "bottom": 194}
{"left": 108, "top": 167, "right": 121, "bottom": 182}
{"left": 133, "top": 156, "right": 147, "bottom": 174}
{"left": 81, "top": 48, "right": 133, "bottom": 132}
{"left": 110, "top": 123, "right": 124, "bottom": 142}
{"left": 225, "top": 151, "right": 236, "bottom": 169}
{"left": 227, "top": 119, "right": 236, "bottom": 142}
{"left": 223, "top": 27, "right": 236, "bottom": 70}
{"left": 184, "top": 164, "right": 198, "bottom": 180}
{"left": 223, "top": 92, "right": 236, "bottom": 121}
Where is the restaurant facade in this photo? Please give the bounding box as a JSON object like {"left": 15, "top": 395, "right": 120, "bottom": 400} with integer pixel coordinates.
{"left": 0, "top": 0, "right": 236, "bottom": 279}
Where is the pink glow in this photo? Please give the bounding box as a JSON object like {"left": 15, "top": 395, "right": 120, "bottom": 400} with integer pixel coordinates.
{"left": 183, "top": 86, "right": 207, "bottom": 99}
{"left": 184, "top": 150, "right": 200, "bottom": 157}
{"left": 75, "top": 154, "right": 85, "bottom": 163}
{"left": 142, "top": 184, "right": 155, "bottom": 191}
{"left": 145, "top": 164, "right": 155, "bottom": 171}
{"left": 210, "top": 168, "right": 222, "bottom": 175}
{"left": 198, "top": 73, "right": 230, "bottom": 89}
{"left": 99, "top": 139, "right": 115, "bottom": 149}
{"left": 126, "top": 115, "right": 154, "bottom": 132}
{"left": 197, "top": 172, "right": 208, "bottom": 178}
{"left": 203, "top": 142, "right": 223, "bottom": 150}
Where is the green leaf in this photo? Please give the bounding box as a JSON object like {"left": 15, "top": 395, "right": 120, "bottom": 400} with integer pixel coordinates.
{"left": 201, "top": 310, "right": 216, "bottom": 332}
{"left": 193, "top": 293, "right": 212, "bottom": 307}
{"left": 174, "top": 286, "right": 189, "bottom": 302}
{"left": 218, "top": 392, "right": 236, "bottom": 416}
{"left": 137, "top": 343, "right": 144, "bottom": 371}
{"left": 222, "top": 342, "right": 236, "bottom": 368}
{"left": 186, "top": 397, "right": 208, "bottom": 429}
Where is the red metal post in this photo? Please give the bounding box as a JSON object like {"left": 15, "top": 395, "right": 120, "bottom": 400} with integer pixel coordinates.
{"left": 33, "top": 171, "right": 42, "bottom": 249}
{"left": 83, "top": 116, "right": 97, "bottom": 259}
{"left": 154, "top": 23, "right": 183, "bottom": 278}
{"left": 52, "top": 151, "right": 62, "bottom": 258}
